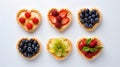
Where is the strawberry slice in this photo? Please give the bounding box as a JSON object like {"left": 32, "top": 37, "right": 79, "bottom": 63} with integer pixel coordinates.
{"left": 61, "top": 17, "right": 70, "bottom": 25}
{"left": 25, "top": 12, "right": 31, "bottom": 18}
{"left": 19, "top": 17, "right": 26, "bottom": 24}
{"left": 89, "top": 39, "right": 97, "bottom": 47}
{"left": 49, "top": 15, "right": 56, "bottom": 24}
{"left": 59, "top": 10, "right": 67, "bottom": 18}
{"left": 26, "top": 22, "right": 33, "bottom": 30}
{"left": 79, "top": 39, "right": 86, "bottom": 49}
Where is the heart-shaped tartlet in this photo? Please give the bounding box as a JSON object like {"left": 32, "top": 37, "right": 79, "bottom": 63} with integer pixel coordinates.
{"left": 48, "top": 8, "right": 72, "bottom": 32}
{"left": 76, "top": 37, "right": 103, "bottom": 60}
{"left": 78, "top": 8, "right": 102, "bottom": 31}
{"left": 16, "top": 9, "right": 42, "bottom": 32}
{"left": 16, "top": 38, "right": 42, "bottom": 60}
{"left": 47, "top": 37, "right": 72, "bottom": 60}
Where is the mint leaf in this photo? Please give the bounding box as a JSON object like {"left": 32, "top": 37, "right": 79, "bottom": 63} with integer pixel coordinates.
{"left": 83, "top": 46, "right": 90, "bottom": 52}
{"left": 96, "top": 46, "right": 103, "bottom": 49}
{"left": 90, "top": 48, "right": 97, "bottom": 52}
{"left": 86, "top": 38, "right": 92, "bottom": 45}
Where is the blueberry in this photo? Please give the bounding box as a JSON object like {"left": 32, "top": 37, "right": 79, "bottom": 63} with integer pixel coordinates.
{"left": 32, "top": 44, "right": 35, "bottom": 48}
{"left": 27, "top": 53, "right": 32, "bottom": 57}
{"left": 95, "top": 18, "right": 99, "bottom": 22}
{"left": 25, "top": 40, "right": 29, "bottom": 44}
{"left": 85, "top": 13, "right": 89, "bottom": 17}
{"left": 19, "top": 43, "right": 24, "bottom": 48}
{"left": 84, "top": 23, "right": 89, "bottom": 28}
{"left": 19, "top": 48, "right": 24, "bottom": 53}
{"left": 80, "top": 19, "right": 85, "bottom": 23}
{"left": 89, "top": 12, "right": 92, "bottom": 16}
{"left": 89, "top": 24, "right": 93, "bottom": 28}
{"left": 81, "top": 10, "right": 85, "bottom": 15}
{"left": 88, "top": 16, "right": 92, "bottom": 20}
{"left": 23, "top": 52, "right": 27, "bottom": 57}
{"left": 23, "top": 45, "right": 27, "bottom": 50}
{"left": 86, "top": 9, "right": 90, "bottom": 13}
{"left": 27, "top": 47, "right": 33, "bottom": 53}
{"left": 91, "top": 10, "right": 96, "bottom": 14}
{"left": 92, "top": 14, "right": 95, "bottom": 18}
{"left": 36, "top": 44, "right": 40, "bottom": 48}
{"left": 80, "top": 14, "right": 84, "bottom": 19}
{"left": 84, "top": 18, "right": 88, "bottom": 23}
{"left": 28, "top": 43, "right": 32, "bottom": 47}
{"left": 29, "top": 39, "right": 34, "bottom": 43}
{"left": 21, "top": 39, "right": 26, "bottom": 44}
{"left": 95, "top": 13, "right": 99, "bottom": 18}
{"left": 90, "top": 19, "right": 95, "bottom": 24}
{"left": 34, "top": 47, "right": 39, "bottom": 53}
{"left": 33, "top": 40, "right": 38, "bottom": 46}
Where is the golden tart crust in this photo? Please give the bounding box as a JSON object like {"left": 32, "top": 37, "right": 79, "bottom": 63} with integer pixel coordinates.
{"left": 16, "top": 38, "right": 42, "bottom": 60}
{"left": 46, "top": 37, "right": 72, "bottom": 60}
{"left": 78, "top": 8, "right": 102, "bottom": 31}
{"left": 76, "top": 37, "right": 103, "bottom": 60}
{"left": 16, "top": 9, "right": 42, "bottom": 33}
{"left": 48, "top": 8, "right": 72, "bottom": 32}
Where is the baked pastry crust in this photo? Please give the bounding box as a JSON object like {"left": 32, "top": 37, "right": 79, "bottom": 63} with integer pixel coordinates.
{"left": 16, "top": 37, "right": 42, "bottom": 60}
{"left": 77, "top": 8, "right": 102, "bottom": 31}
{"left": 46, "top": 37, "right": 72, "bottom": 60}
{"left": 48, "top": 8, "right": 72, "bottom": 32}
{"left": 16, "top": 9, "right": 42, "bottom": 33}
{"left": 76, "top": 37, "right": 103, "bottom": 60}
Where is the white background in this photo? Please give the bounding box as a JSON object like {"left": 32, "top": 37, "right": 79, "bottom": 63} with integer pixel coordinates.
{"left": 0, "top": 0, "right": 120, "bottom": 67}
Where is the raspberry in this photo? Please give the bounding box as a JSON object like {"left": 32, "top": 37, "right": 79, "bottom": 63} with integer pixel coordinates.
{"left": 26, "top": 23, "right": 33, "bottom": 30}
{"left": 25, "top": 12, "right": 31, "bottom": 18}
{"left": 56, "top": 16, "right": 62, "bottom": 22}
{"left": 51, "top": 9, "right": 59, "bottom": 17}
{"left": 19, "top": 17, "right": 25, "bottom": 24}
{"left": 32, "top": 17, "right": 39, "bottom": 24}
{"left": 54, "top": 22, "right": 62, "bottom": 29}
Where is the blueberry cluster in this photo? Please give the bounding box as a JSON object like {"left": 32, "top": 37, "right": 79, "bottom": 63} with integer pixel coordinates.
{"left": 80, "top": 9, "right": 99, "bottom": 28}
{"left": 18, "top": 39, "right": 40, "bottom": 58}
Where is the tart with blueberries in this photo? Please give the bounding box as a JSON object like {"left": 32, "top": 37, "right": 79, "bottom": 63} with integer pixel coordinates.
{"left": 78, "top": 8, "right": 102, "bottom": 31}
{"left": 76, "top": 37, "right": 103, "bottom": 60}
{"left": 48, "top": 8, "right": 72, "bottom": 31}
{"left": 16, "top": 9, "right": 42, "bottom": 32}
{"left": 16, "top": 38, "right": 42, "bottom": 60}
{"left": 47, "top": 37, "right": 72, "bottom": 60}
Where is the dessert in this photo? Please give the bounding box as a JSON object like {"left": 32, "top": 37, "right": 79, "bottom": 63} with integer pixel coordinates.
{"left": 16, "top": 38, "right": 42, "bottom": 60}
{"left": 76, "top": 37, "right": 103, "bottom": 60}
{"left": 16, "top": 9, "right": 42, "bottom": 32}
{"left": 47, "top": 37, "right": 72, "bottom": 60}
{"left": 78, "top": 8, "right": 102, "bottom": 31}
{"left": 48, "top": 8, "right": 72, "bottom": 31}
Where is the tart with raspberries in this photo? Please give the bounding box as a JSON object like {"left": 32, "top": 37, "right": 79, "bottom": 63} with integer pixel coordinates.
{"left": 16, "top": 38, "right": 42, "bottom": 60}
{"left": 47, "top": 37, "right": 72, "bottom": 60}
{"left": 48, "top": 8, "right": 72, "bottom": 31}
{"left": 76, "top": 37, "right": 103, "bottom": 60}
{"left": 16, "top": 9, "right": 42, "bottom": 32}
{"left": 78, "top": 8, "right": 102, "bottom": 31}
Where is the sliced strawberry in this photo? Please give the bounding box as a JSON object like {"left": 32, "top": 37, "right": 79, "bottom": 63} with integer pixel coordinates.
{"left": 25, "top": 12, "right": 31, "bottom": 18}
{"left": 19, "top": 17, "right": 26, "bottom": 24}
{"left": 32, "top": 17, "right": 39, "bottom": 24}
{"left": 86, "top": 53, "right": 93, "bottom": 58}
{"left": 26, "top": 22, "right": 33, "bottom": 30}
{"left": 61, "top": 17, "right": 70, "bottom": 25}
{"left": 89, "top": 39, "right": 97, "bottom": 47}
{"left": 81, "top": 50, "right": 88, "bottom": 56}
{"left": 49, "top": 16, "right": 56, "bottom": 24}
{"left": 59, "top": 10, "right": 67, "bottom": 18}
{"left": 79, "top": 39, "right": 86, "bottom": 49}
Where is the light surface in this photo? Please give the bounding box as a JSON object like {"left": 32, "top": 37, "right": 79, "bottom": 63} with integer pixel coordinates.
{"left": 0, "top": 0, "right": 120, "bottom": 67}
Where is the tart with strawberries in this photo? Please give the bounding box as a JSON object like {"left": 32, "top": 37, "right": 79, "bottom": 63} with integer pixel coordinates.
{"left": 48, "top": 8, "right": 72, "bottom": 31}
{"left": 16, "top": 9, "right": 42, "bottom": 32}
{"left": 47, "top": 37, "right": 72, "bottom": 60}
{"left": 76, "top": 37, "right": 103, "bottom": 60}
{"left": 78, "top": 8, "right": 102, "bottom": 31}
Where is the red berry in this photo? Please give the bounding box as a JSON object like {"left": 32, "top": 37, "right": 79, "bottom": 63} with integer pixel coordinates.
{"left": 56, "top": 16, "right": 62, "bottom": 22}
{"left": 54, "top": 22, "right": 62, "bottom": 29}
{"left": 25, "top": 12, "right": 31, "bottom": 18}
{"left": 81, "top": 50, "right": 88, "bottom": 56}
{"left": 26, "top": 23, "right": 33, "bottom": 30}
{"left": 19, "top": 17, "right": 26, "bottom": 24}
{"left": 51, "top": 9, "right": 59, "bottom": 17}
{"left": 79, "top": 39, "right": 86, "bottom": 49}
{"left": 32, "top": 17, "right": 39, "bottom": 24}
{"left": 86, "top": 53, "right": 93, "bottom": 58}
{"left": 89, "top": 39, "right": 97, "bottom": 47}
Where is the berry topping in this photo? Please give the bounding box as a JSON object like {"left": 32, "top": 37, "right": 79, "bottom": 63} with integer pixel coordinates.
{"left": 19, "top": 17, "right": 26, "bottom": 24}
{"left": 26, "top": 23, "right": 33, "bottom": 30}
{"left": 61, "top": 17, "right": 70, "bottom": 25}
{"left": 54, "top": 22, "right": 62, "bottom": 29}
{"left": 79, "top": 8, "right": 100, "bottom": 28}
{"left": 79, "top": 39, "right": 86, "bottom": 49}
{"left": 25, "top": 12, "right": 31, "bottom": 18}
{"left": 32, "top": 17, "right": 39, "bottom": 24}
{"left": 51, "top": 9, "right": 59, "bottom": 17}
{"left": 18, "top": 38, "right": 40, "bottom": 58}
{"left": 90, "top": 39, "right": 97, "bottom": 47}
{"left": 56, "top": 16, "right": 62, "bottom": 22}
{"left": 49, "top": 16, "right": 56, "bottom": 24}
{"left": 59, "top": 10, "right": 67, "bottom": 18}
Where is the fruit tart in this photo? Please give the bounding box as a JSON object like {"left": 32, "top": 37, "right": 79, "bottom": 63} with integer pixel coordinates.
{"left": 16, "top": 9, "right": 42, "bottom": 32}
{"left": 16, "top": 38, "right": 42, "bottom": 60}
{"left": 76, "top": 37, "right": 103, "bottom": 60}
{"left": 48, "top": 8, "right": 72, "bottom": 31}
{"left": 78, "top": 8, "right": 102, "bottom": 31}
{"left": 47, "top": 37, "right": 72, "bottom": 60}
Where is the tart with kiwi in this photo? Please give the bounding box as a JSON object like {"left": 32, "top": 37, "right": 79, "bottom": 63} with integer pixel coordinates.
{"left": 47, "top": 37, "right": 72, "bottom": 60}
{"left": 76, "top": 37, "right": 103, "bottom": 60}
{"left": 16, "top": 38, "right": 42, "bottom": 60}
{"left": 48, "top": 8, "right": 72, "bottom": 32}
{"left": 78, "top": 8, "right": 102, "bottom": 31}
{"left": 16, "top": 9, "right": 42, "bottom": 32}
